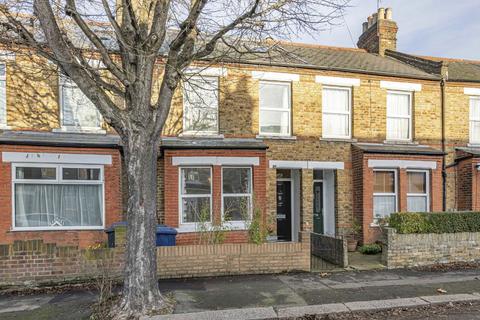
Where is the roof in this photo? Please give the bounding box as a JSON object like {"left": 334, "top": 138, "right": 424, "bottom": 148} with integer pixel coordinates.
{"left": 0, "top": 130, "right": 122, "bottom": 148}
{"left": 160, "top": 137, "right": 268, "bottom": 150}
{"left": 353, "top": 143, "right": 445, "bottom": 156}
{"left": 456, "top": 147, "right": 480, "bottom": 157}
{"left": 446, "top": 61, "right": 480, "bottom": 82}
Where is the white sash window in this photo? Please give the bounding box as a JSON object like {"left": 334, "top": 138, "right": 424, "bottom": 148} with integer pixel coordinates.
{"left": 179, "top": 167, "right": 212, "bottom": 224}
{"left": 469, "top": 96, "right": 480, "bottom": 144}
{"left": 407, "top": 170, "right": 430, "bottom": 212}
{"left": 322, "top": 86, "right": 351, "bottom": 139}
{"left": 0, "top": 63, "right": 6, "bottom": 127}
{"left": 183, "top": 76, "right": 219, "bottom": 134}
{"left": 222, "top": 167, "right": 252, "bottom": 222}
{"left": 386, "top": 91, "right": 412, "bottom": 141}
{"left": 373, "top": 169, "right": 397, "bottom": 221}
{"left": 259, "top": 81, "right": 291, "bottom": 136}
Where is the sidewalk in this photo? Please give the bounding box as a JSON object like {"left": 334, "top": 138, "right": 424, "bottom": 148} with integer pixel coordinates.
{"left": 1, "top": 268, "right": 480, "bottom": 319}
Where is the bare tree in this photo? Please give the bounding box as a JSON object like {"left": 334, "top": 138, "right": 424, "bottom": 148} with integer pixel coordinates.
{"left": 0, "top": 0, "right": 348, "bottom": 318}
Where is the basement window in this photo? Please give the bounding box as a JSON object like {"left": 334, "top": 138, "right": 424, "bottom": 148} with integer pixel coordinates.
{"left": 13, "top": 164, "right": 104, "bottom": 230}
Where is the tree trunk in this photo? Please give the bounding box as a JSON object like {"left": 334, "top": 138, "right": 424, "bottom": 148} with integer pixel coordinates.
{"left": 117, "top": 131, "right": 167, "bottom": 319}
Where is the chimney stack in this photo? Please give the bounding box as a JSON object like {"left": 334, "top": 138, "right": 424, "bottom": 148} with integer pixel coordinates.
{"left": 357, "top": 7, "right": 398, "bottom": 56}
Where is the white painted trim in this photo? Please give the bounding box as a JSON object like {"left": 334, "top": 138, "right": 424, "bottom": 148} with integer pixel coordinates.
{"left": 315, "top": 76, "right": 360, "bottom": 87}
{"left": 172, "top": 156, "right": 259, "bottom": 166}
{"left": 0, "top": 50, "right": 15, "bottom": 61}
{"left": 368, "top": 159, "right": 437, "bottom": 169}
{"left": 269, "top": 160, "right": 345, "bottom": 170}
{"left": 252, "top": 71, "right": 299, "bottom": 82}
{"left": 2, "top": 152, "right": 112, "bottom": 165}
{"left": 465, "top": 88, "right": 480, "bottom": 96}
{"left": 380, "top": 81, "right": 422, "bottom": 92}
{"left": 184, "top": 67, "right": 227, "bottom": 77}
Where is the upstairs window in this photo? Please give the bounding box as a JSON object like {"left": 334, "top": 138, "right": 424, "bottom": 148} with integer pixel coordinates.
{"left": 59, "top": 76, "right": 103, "bottom": 131}
{"left": 222, "top": 167, "right": 252, "bottom": 222}
{"left": 407, "top": 170, "right": 429, "bottom": 212}
{"left": 322, "top": 86, "right": 351, "bottom": 139}
{"left": 13, "top": 164, "right": 104, "bottom": 230}
{"left": 469, "top": 96, "right": 480, "bottom": 144}
{"left": 259, "top": 81, "right": 291, "bottom": 136}
{"left": 179, "top": 167, "right": 212, "bottom": 224}
{"left": 373, "top": 170, "right": 397, "bottom": 222}
{"left": 386, "top": 91, "right": 412, "bottom": 141}
{"left": 183, "top": 76, "right": 219, "bottom": 134}
{"left": 0, "top": 63, "right": 6, "bottom": 127}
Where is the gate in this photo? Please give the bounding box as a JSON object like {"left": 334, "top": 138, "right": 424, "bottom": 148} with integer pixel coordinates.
{"left": 311, "top": 232, "right": 348, "bottom": 268}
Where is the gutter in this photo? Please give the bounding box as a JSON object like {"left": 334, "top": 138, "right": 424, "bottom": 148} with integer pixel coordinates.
{"left": 441, "top": 78, "right": 447, "bottom": 211}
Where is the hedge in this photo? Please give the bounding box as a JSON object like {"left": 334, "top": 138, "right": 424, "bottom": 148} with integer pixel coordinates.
{"left": 389, "top": 212, "right": 480, "bottom": 234}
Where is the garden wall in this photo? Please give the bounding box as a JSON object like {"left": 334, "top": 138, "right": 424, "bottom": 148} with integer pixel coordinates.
{"left": 0, "top": 233, "right": 310, "bottom": 286}
{"left": 382, "top": 227, "right": 480, "bottom": 269}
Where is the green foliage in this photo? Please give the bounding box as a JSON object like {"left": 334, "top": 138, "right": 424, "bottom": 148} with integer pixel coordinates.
{"left": 359, "top": 243, "right": 382, "bottom": 255}
{"left": 389, "top": 212, "right": 480, "bottom": 234}
{"left": 248, "top": 207, "right": 267, "bottom": 244}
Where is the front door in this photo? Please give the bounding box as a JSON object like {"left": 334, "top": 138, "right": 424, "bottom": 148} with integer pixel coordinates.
{"left": 276, "top": 180, "right": 292, "bottom": 241}
{"left": 313, "top": 181, "right": 324, "bottom": 234}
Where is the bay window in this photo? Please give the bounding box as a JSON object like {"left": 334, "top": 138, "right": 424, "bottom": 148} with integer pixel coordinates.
{"left": 386, "top": 91, "right": 412, "bottom": 141}
{"left": 407, "top": 170, "right": 429, "bottom": 212}
{"left": 13, "top": 164, "right": 104, "bottom": 230}
{"left": 373, "top": 170, "right": 397, "bottom": 221}
{"left": 59, "top": 76, "right": 103, "bottom": 131}
{"left": 0, "top": 63, "right": 6, "bottom": 127}
{"left": 259, "top": 81, "right": 291, "bottom": 136}
{"left": 179, "top": 167, "right": 212, "bottom": 224}
{"left": 222, "top": 167, "right": 252, "bottom": 222}
{"left": 469, "top": 96, "right": 480, "bottom": 144}
{"left": 322, "top": 86, "right": 351, "bottom": 139}
{"left": 183, "top": 76, "right": 219, "bottom": 134}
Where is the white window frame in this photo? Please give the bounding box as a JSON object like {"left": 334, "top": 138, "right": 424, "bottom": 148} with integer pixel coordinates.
{"left": 469, "top": 96, "right": 480, "bottom": 144}
{"left": 178, "top": 166, "right": 213, "bottom": 227}
{"left": 258, "top": 80, "right": 292, "bottom": 137}
{"left": 386, "top": 90, "right": 413, "bottom": 142}
{"left": 372, "top": 169, "right": 398, "bottom": 222}
{"left": 0, "top": 62, "right": 7, "bottom": 128}
{"left": 406, "top": 169, "right": 430, "bottom": 212}
{"left": 56, "top": 75, "right": 105, "bottom": 133}
{"left": 182, "top": 76, "right": 219, "bottom": 135}
{"left": 11, "top": 163, "right": 105, "bottom": 231}
{"left": 322, "top": 85, "right": 352, "bottom": 139}
{"left": 221, "top": 166, "right": 253, "bottom": 224}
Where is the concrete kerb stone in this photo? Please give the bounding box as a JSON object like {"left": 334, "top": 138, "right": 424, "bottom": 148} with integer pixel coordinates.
{"left": 420, "top": 293, "right": 480, "bottom": 304}
{"left": 143, "top": 307, "right": 277, "bottom": 320}
{"left": 276, "top": 303, "right": 348, "bottom": 318}
{"left": 344, "top": 297, "right": 428, "bottom": 311}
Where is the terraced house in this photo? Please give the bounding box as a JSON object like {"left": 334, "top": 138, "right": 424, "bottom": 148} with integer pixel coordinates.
{"left": 0, "top": 7, "right": 479, "bottom": 257}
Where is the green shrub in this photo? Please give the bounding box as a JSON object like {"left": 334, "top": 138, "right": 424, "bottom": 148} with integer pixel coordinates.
{"left": 389, "top": 212, "right": 480, "bottom": 234}
{"left": 359, "top": 244, "right": 382, "bottom": 255}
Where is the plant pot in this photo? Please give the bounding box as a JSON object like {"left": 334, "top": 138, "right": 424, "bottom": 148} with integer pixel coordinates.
{"left": 347, "top": 240, "right": 358, "bottom": 252}
{"left": 266, "top": 235, "right": 278, "bottom": 242}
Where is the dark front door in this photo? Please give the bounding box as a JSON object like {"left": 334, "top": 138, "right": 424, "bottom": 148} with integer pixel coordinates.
{"left": 276, "top": 180, "right": 292, "bottom": 241}
{"left": 313, "top": 181, "right": 324, "bottom": 234}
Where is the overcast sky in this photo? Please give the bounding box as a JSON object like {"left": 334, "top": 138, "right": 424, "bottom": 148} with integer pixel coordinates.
{"left": 294, "top": 0, "right": 480, "bottom": 60}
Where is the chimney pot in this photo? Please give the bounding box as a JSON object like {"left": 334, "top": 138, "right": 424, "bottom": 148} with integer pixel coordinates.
{"left": 385, "top": 8, "right": 393, "bottom": 20}
{"left": 362, "top": 22, "right": 368, "bottom": 32}
{"left": 367, "top": 15, "right": 373, "bottom": 28}
{"left": 378, "top": 8, "right": 385, "bottom": 19}
{"left": 372, "top": 13, "right": 378, "bottom": 24}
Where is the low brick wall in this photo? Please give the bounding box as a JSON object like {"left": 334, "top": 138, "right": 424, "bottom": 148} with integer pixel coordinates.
{"left": 0, "top": 239, "right": 310, "bottom": 286}
{"left": 382, "top": 228, "right": 480, "bottom": 269}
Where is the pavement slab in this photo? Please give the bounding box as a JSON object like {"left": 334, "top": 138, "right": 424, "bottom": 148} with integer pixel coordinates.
{"left": 276, "top": 303, "right": 348, "bottom": 318}
{"left": 144, "top": 307, "right": 277, "bottom": 320}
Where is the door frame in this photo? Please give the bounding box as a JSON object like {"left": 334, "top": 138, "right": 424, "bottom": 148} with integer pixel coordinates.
{"left": 314, "top": 170, "right": 336, "bottom": 236}
{"left": 313, "top": 174, "right": 324, "bottom": 234}
{"left": 277, "top": 176, "right": 295, "bottom": 242}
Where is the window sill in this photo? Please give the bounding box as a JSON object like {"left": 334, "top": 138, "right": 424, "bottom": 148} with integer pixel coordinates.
{"left": 11, "top": 226, "right": 105, "bottom": 232}
{"left": 0, "top": 125, "right": 11, "bottom": 130}
{"left": 52, "top": 127, "right": 107, "bottom": 134}
{"left": 176, "top": 221, "right": 249, "bottom": 233}
{"left": 176, "top": 223, "right": 211, "bottom": 233}
{"left": 179, "top": 132, "right": 224, "bottom": 139}
{"left": 467, "top": 143, "right": 480, "bottom": 148}
{"left": 383, "top": 140, "right": 418, "bottom": 145}
{"left": 320, "top": 137, "right": 357, "bottom": 143}
{"left": 256, "top": 135, "right": 297, "bottom": 140}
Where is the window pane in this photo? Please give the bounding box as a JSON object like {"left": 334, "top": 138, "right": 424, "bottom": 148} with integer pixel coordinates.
{"left": 181, "top": 197, "right": 210, "bottom": 223}
{"left": 259, "top": 82, "right": 290, "bottom": 110}
{"left": 373, "top": 171, "right": 395, "bottom": 193}
{"left": 387, "top": 118, "right": 410, "bottom": 140}
{"left": 323, "top": 113, "right": 349, "bottom": 137}
{"left": 62, "top": 82, "right": 102, "bottom": 128}
{"left": 223, "top": 168, "right": 251, "bottom": 194}
{"left": 259, "top": 110, "right": 289, "bottom": 134}
{"left": 407, "top": 196, "right": 427, "bottom": 212}
{"left": 313, "top": 170, "right": 323, "bottom": 180}
{"left": 322, "top": 87, "right": 349, "bottom": 112}
{"left": 469, "top": 97, "right": 480, "bottom": 120}
{"left": 63, "top": 168, "right": 101, "bottom": 181}
{"left": 181, "top": 168, "right": 211, "bottom": 194}
{"left": 223, "top": 196, "right": 250, "bottom": 221}
{"left": 0, "top": 64, "right": 5, "bottom": 77}
{"left": 16, "top": 167, "right": 56, "bottom": 180}
{"left": 408, "top": 172, "right": 426, "bottom": 194}
{"left": 387, "top": 92, "right": 410, "bottom": 116}
{"left": 276, "top": 169, "right": 291, "bottom": 179}
{"left": 183, "top": 77, "right": 218, "bottom": 133}
{"left": 0, "top": 78, "right": 6, "bottom": 126}
{"left": 15, "top": 184, "right": 102, "bottom": 227}
{"left": 471, "top": 121, "right": 480, "bottom": 142}
{"left": 373, "top": 195, "right": 396, "bottom": 219}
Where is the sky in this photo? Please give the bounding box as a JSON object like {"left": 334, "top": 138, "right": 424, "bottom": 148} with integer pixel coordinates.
{"left": 293, "top": 0, "right": 480, "bottom": 61}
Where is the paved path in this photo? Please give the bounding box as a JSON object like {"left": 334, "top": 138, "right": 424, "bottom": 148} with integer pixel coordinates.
{"left": 1, "top": 268, "right": 480, "bottom": 319}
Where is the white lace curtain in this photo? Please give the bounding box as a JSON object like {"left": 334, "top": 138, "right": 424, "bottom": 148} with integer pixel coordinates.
{"left": 387, "top": 92, "right": 410, "bottom": 140}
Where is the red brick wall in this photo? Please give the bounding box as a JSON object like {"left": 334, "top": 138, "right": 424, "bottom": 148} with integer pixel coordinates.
{"left": 0, "top": 145, "right": 123, "bottom": 248}
{"left": 456, "top": 157, "right": 473, "bottom": 211}
{"left": 352, "top": 147, "right": 364, "bottom": 241}
{"left": 352, "top": 149, "right": 444, "bottom": 244}
{"left": 162, "top": 149, "right": 267, "bottom": 245}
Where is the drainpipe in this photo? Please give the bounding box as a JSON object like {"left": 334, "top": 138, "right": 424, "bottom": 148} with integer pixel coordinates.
{"left": 441, "top": 78, "right": 447, "bottom": 211}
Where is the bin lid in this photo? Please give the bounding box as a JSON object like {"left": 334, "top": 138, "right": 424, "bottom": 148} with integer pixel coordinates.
{"left": 105, "top": 221, "right": 127, "bottom": 232}
{"left": 156, "top": 225, "right": 178, "bottom": 235}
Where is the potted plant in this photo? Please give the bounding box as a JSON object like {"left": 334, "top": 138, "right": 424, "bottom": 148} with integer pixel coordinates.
{"left": 265, "top": 214, "right": 277, "bottom": 242}
{"left": 347, "top": 221, "right": 362, "bottom": 252}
